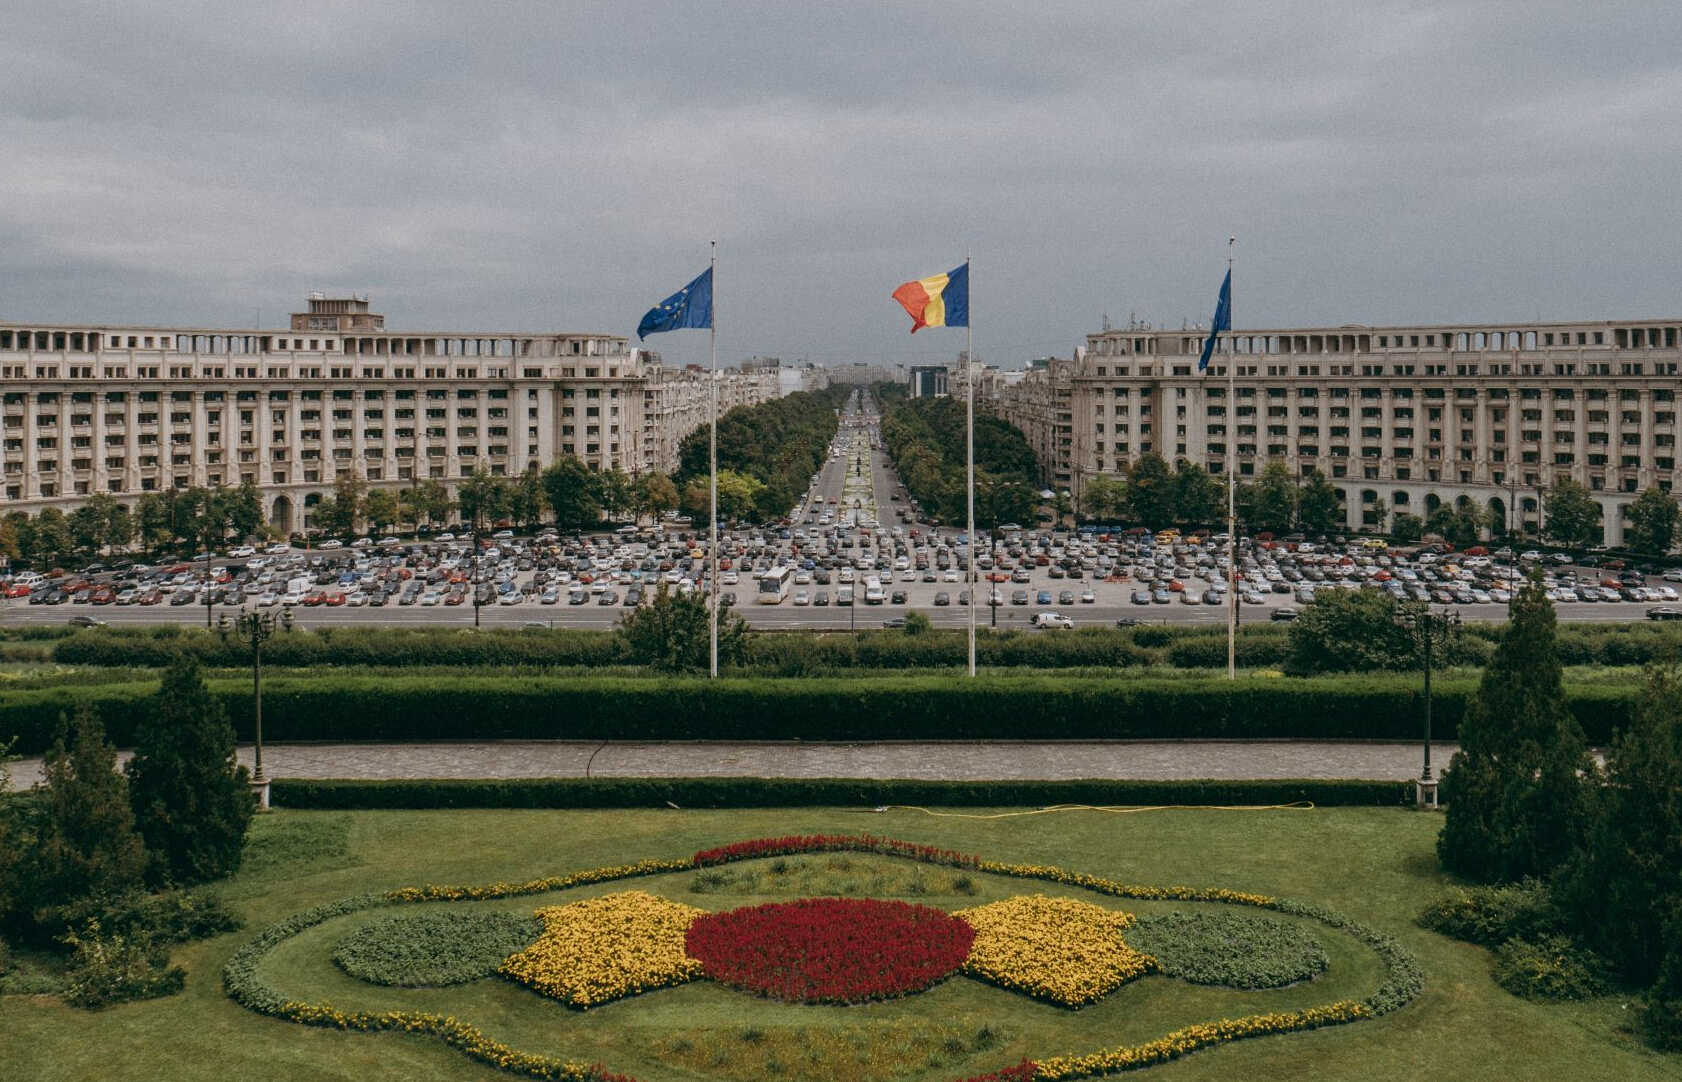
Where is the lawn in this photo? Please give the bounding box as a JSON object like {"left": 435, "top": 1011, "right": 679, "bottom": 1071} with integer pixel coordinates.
{"left": 2, "top": 804, "right": 1677, "bottom": 1082}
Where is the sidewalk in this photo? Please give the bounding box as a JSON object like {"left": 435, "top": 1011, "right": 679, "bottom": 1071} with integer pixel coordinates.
{"left": 10, "top": 740, "right": 1446, "bottom": 788}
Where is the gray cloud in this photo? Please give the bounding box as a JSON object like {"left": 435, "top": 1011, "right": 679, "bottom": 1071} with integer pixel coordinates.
{"left": 1, "top": 0, "right": 1677, "bottom": 370}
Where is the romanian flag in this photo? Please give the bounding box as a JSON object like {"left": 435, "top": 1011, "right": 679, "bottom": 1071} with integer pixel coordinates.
{"left": 892, "top": 262, "right": 968, "bottom": 333}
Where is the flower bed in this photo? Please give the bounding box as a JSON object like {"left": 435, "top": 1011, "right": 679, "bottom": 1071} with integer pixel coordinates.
{"left": 334, "top": 910, "right": 543, "bottom": 987}
{"left": 224, "top": 833, "right": 1424, "bottom": 1082}
{"left": 1126, "top": 911, "right": 1329, "bottom": 990}
{"left": 957, "top": 895, "right": 1156, "bottom": 1007}
{"left": 684, "top": 897, "right": 974, "bottom": 1004}
{"left": 500, "top": 892, "right": 705, "bottom": 1008}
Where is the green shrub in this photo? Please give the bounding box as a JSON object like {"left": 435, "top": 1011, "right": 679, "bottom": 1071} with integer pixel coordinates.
{"left": 0, "top": 671, "right": 1638, "bottom": 755}
{"left": 1127, "top": 911, "right": 1329, "bottom": 988}
{"left": 1416, "top": 880, "right": 1564, "bottom": 947}
{"left": 1642, "top": 996, "right": 1682, "bottom": 1051}
{"left": 1491, "top": 935, "right": 1610, "bottom": 1000}
{"left": 332, "top": 910, "right": 542, "bottom": 987}
{"left": 1130, "top": 626, "right": 1174, "bottom": 648}
{"left": 59, "top": 922, "right": 186, "bottom": 1009}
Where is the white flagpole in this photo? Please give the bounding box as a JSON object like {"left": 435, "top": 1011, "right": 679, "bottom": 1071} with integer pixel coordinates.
{"left": 966, "top": 256, "right": 976, "bottom": 678}
{"left": 1225, "top": 237, "right": 1237, "bottom": 681}
{"left": 709, "top": 241, "right": 719, "bottom": 680}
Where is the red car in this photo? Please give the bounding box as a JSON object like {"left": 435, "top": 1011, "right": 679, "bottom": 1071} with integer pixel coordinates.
{"left": 323, "top": 591, "right": 346, "bottom": 607}
{"left": 301, "top": 591, "right": 327, "bottom": 606}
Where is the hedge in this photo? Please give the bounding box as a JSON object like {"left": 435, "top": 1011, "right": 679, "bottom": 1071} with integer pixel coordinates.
{"left": 0, "top": 672, "right": 1638, "bottom": 755}
{"left": 267, "top": 776, "right": 1413, "bottom": 810}
{"left": 47, "top": 620, "right": 1682, "bottom": 673}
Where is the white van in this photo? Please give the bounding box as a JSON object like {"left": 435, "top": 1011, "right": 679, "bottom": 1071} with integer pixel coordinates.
{"left": 11, "top": 572, "right": 45, "bottom": 589}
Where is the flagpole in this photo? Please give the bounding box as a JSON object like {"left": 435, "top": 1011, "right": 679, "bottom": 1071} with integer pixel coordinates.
{"left": 709, "top": 240, "right": 719, "bottom": 680}
{"left": 966, "top": 255, "right": 976, "bottom": 678}
{"left": 1225, "top": 237, "right": 1237, "bottom": 681}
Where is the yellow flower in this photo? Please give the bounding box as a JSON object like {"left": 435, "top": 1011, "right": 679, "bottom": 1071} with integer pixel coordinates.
{"left": 957, "top": 894, "right": 1156, "bottom": 1007}
{"left": 500, "top": 891, "right": 705, "bottom": 1008}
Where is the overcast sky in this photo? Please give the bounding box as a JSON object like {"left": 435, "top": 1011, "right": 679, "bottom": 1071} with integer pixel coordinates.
{"left": 3, "top": 1, "right": 1678, "bottom": 371}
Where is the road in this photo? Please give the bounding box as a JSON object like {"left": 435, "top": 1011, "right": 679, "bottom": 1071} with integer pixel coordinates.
{"left": 7, "top": 739, "right": 1454, "bottom": 789}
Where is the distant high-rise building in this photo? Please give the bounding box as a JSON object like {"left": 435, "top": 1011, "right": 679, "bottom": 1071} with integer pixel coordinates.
{"left": 908, "top": 365, "right": 948, "bottom": 399}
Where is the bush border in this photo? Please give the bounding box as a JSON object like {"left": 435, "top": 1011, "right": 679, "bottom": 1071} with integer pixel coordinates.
{"left": 222, "top": 833, "right": 1423, "bottom": 1081}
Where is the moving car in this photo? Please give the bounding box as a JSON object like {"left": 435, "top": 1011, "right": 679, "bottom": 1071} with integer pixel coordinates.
{"left": 1032, "top": 611, "right": 1073, "bottom": 629}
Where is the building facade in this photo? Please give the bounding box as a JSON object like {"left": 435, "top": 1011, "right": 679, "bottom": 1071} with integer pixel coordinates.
{"left": 982, "top": 318, "right": 1682, "bottom": 546}
{"left": 908, "top": 365, "right": 948, "bottom": 399}
{"left": 0, "top": 296, "right": 780, "bottom": 532}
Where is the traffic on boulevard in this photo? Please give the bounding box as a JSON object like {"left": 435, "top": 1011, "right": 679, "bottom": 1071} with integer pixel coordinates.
{"left": 4, "top": 390, "right": 1680, "bottom": 631}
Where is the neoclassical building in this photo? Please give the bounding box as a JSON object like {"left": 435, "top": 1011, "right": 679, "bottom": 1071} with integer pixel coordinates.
{"left": 0, "top": 295, "right": 780, "bottom": 532}
{"left": 983, "top": 318, "right": 1682, "bottom": 546}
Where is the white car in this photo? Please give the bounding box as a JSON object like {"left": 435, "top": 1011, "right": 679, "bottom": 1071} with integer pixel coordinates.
{"left": 943, "top": 569, "right": 959, "bottom": 582}
{"left": 319, "top": 539, "right": 343, "bottom": 550}
{"left": 345, "top": 592, "right": 369, "bottom": 607}
{"left": 1032, "top": 611, "right": 1074, "bottom": 629}
{"left": 792, "top": 590, "right": 811, "bottom": 606}
{"left": 265, "top": 543, "right": 290, "bottom": 555}
{"left": 281, "top": 590, "right": 305, "bottom": 605}
{"left": 437, "top": 532, "right": 456, "bottom": 542}
{"left": 228, "top": 546, "right": 256, "bottom": 558}
{"left": 350, "top": 538, "right": 373, "bottom": 549}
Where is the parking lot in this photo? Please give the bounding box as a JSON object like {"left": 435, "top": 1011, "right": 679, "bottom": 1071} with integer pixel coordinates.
{"left": 5, "top": 390, "right": 1680, "bottom": 631}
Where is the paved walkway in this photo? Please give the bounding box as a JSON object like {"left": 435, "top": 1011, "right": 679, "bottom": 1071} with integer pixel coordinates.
{"left": 10, "top": 740, "right": 1447, "bottom": 788}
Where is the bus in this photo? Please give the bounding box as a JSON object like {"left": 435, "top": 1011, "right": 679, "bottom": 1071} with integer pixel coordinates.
{"left": 758, "top": 565, "right": 794, "bottom": 604}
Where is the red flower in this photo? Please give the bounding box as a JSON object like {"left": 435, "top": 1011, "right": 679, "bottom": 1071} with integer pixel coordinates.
{"left": 692, "top": 834, "right": 981, "bottom": 870}
{"left": 685, "top": 898, "right": 975, "bottom": 1005}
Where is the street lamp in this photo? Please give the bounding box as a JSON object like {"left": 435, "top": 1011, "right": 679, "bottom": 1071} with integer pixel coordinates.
{"left": 1394, "top": 603, "right": 1461, "bottom": 808}
{"left": 471, "top": 527, "right": 482, "bottom": 628}
{"left": 219, "top": 605, "right": 292, "bottom": 809}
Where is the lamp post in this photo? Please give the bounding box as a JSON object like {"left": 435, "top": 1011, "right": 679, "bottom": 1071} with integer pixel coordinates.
{"left": 471, "top": 526, "right": 482, "bottom": 629}
{"left": 220, "top": 606, "right": 291, "bottom": 809}
{"left": 1394, "top": 603, "right": 1460, "bottom": 808}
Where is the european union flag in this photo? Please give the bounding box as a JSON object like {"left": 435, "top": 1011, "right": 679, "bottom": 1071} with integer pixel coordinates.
{"left": 637, "top": 267, "right": 713, "bottom": 340}
{"left": 1196, "top": 268, "right": 1232, "bottom": 373}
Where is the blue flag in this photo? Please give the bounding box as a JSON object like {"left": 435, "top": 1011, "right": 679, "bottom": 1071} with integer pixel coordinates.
{"left": 1196, "top": 268, "right": 1232, "bottom": 372}
{"left": 637, "top": 267, "right": 713, "bottom": 340}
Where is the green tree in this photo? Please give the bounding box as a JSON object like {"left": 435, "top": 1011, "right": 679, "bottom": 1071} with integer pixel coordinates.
{"left": 105, "top": 502, "right": 134, "bottom": 552}
{"left": 400, "top": 480, "right": 452, "bottom": 530}
{"left": 975, "top": 472, "right": 1038, "bottom": 530}
{"left": 68, "top": 504, "right": 107, "bottom": 560}
{"left": 29, "top": 507, "right": 73, "bottom": 567}
{"left": 125, "top": 658, "right": 255, "bottom": 886}
{"left": 510, "top": 465, "right": 547, "bottom": 529}
{"left": 1391, "top": 512, "right": 1425, "bottom": 543}
{"left": 597, "top": 468, "right": 634, "bottom": 522}
{"left": 0, "top": 512, "right": 24, "bottom": 562}
{"left": 541, "top": 456, "right": 602, "bottom": 532}
{"left": 227, "top": 479, "right": 265, "bottom": 540}
{"left": 456, "top": 469, "right": 499, "bottom": 529}
{"left": 312, "top": 475, "right": 365, "bottom": 538}
{"left": 1080, "top": 475, "right": 1125, "bottom": 522}
{"left": 634, "top": 471, "right": 679, "bottom": 523}
{"left": 1298, "top": 470, "right": 1342, "bottom": 534}
{"left": 1556, "top": 664, "right": 1682, "bottom": 992}
{"left": 615, "top": 583, "right": 751, "bottom": 673}
{"left": 363, "top": 489, "right": 400, "bottom": 535}
{"left": 1285, "top": 588, "right": 1416, "bottom": 674}
{"left": 689, "top": 467, "right": 770, "bottom": 521}
{"left": 1249, "top": 460, "right": 1297, "bottom": 534}
{"left": 135, "top": 493, "right": 172, "bottom": 552}
{"left": 1626, "top": 486, "right": 1679, "bottom": 554}
{"left": 1172, "top": 461, "right": 1225, "bottom": 526}
{"left": 1427, "top": 503, "right": 1486, "bottom": 549}
{"left": 1438, "top": 575, "right": 1594, "bottom": 883}
{"left": 1123, "top": 453, "right": 1173, "bottom": 526}
{"left": 1545, "top": 478, "right": 1602, "bottom": 549}
{"left": 24, "top": 706, "right": 148, "bottom": 933}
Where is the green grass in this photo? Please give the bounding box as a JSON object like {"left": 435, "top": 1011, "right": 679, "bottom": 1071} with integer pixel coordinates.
{"left": 1, "top": 806, "right": 1677, "bottom": 1081}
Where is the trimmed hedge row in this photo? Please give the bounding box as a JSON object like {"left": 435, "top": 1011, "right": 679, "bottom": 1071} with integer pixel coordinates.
{"left": 267, "top": 776, "right": 1412, "bottom": 809}
{"left": 46, "top": 619, "right": 1682, "bottom": 673}
{"left": 0, "top": 672, "right": 1638, "bottom": 755}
